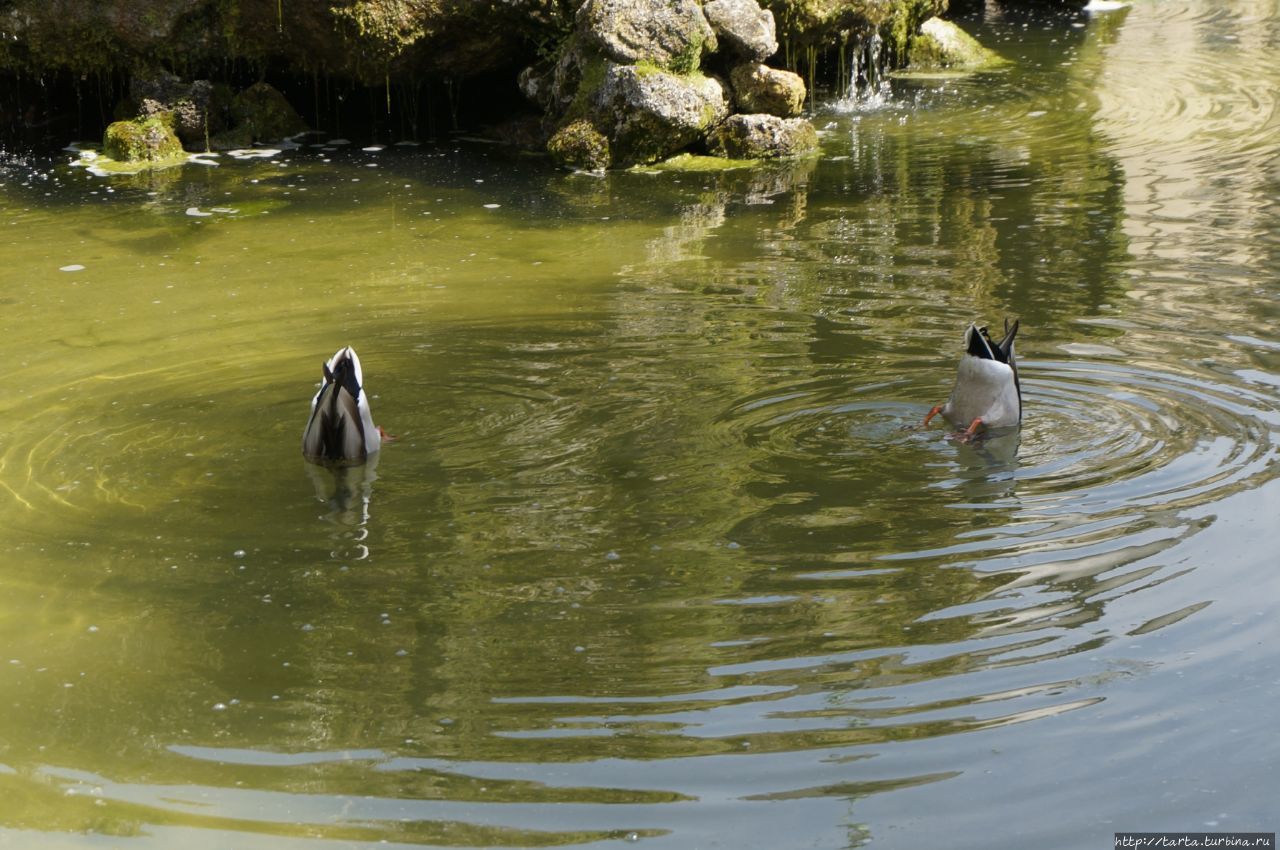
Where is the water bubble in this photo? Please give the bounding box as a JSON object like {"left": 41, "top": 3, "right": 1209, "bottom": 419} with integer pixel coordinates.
{"left": 233, "top": 549, "right": 246, "bottom": 558}
{"left": 59, "top": 264, "right": 85, "bottom": 272}
{"left": 483, "top": 203, "right": 500, "bottom": 209}
{"left": 301, "top": 623, "right": 314, "bottom": 632}
{"left": 212, "top": 702, "right": 227, "bottom": 711}
{"left": 395, "top": 649, "right": 408, "bottom": 657}
{"left": 605, "top": 550, "right": 620, "bottom": 561}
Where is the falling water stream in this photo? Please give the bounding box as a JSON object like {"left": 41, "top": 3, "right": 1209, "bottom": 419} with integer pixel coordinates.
{"left": 1, "top": 2, "right": 1278, "bottom": 848}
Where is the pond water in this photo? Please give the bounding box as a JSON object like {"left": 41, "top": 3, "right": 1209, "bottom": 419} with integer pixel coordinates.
{"left": 1, "top": 1, "right": 1278, "bottom": 847}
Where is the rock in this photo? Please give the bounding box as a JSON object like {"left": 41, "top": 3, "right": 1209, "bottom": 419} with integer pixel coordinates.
{"left": 703, "top": 0, "right": 778, "bottom": 62}
{"left": 102, "top": 115, "right": 184, "bottom": 163}
{"left": 207, "top": 123, "right": 253, "bottom": 151}
{"left": 518, "top": 65, "right": 550, "bottom": 109}
{"left": 229, "top": 82, "right": 306, "bottom": 142}
{"left": 576, "top": 0, "right": 716, "bottom": 73}
{"left": 547, "top": 119, "right": 611, "bottom": 171}
{"left": 134, "top": 78, "right": 227, "bottom": 149}
{"left": 708, "top": 114, "right": 818, "bottom": 159}
{"left": 908, "top": 17, "right": 1005, "bottom": 70}
{"left": 590, "top": 62, "right": 729, "bottom": 166}
{"left": 548, "top": 40, "right": 601, "bottom": 114}
{"left": 728, "top": 63, "right": 805, "bottom": 117}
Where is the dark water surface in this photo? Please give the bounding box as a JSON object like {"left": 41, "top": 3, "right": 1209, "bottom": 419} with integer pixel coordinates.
{"left": 1, "top": 2, "right": 1278, "bottom": 847}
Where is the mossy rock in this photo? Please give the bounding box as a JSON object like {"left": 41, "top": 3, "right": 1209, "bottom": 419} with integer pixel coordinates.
{"left": 230, "top": 82, "right": 307, "bottom": 142}
{"left": 907, "top": 17, "right": 1006, "bottom": 71}
{"left": 207, "top": 124, "right": 254, "bottom": 151}
{"left": 707, "top": 113, "right": 818, "bottom": 159}
{"left": 593, "top": 63, "right": 728, "bottom": 166}
{"left": 576, "top": 0, "right": 716, "bottom": 73}
{"left": 547, "top": 119, "right": 611, "bottom": 170}
{"left": 102, "top": 115, "right": 184, "bottom": 164}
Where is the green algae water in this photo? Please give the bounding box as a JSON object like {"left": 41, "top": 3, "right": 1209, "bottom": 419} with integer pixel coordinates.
{"left": 2, "top": 3, "right": 1279, "bottom": 847}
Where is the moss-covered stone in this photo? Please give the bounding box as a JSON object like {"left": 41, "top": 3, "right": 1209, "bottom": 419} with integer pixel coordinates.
{"left": 707, "top": 113, "right": 817, "bottom": 159}
{"left": 230, "top": 82, "right": 307, "bottom": 142}
{"left": 102, "top": 115, "right": 184, "bottom": 163}
{"left": 729, "top": 62, "right": 805, "bottom": 117}
{"left": 592, "top": 63, "right": 728, "bottom": 166}
{"left": 577, "top": 0, "right": 717, "bottom": 71}
{"left": 762, "top": 0, "right": 944, "bottom": 62}
{"left": 908, "top": 17, "right": 1007, "bottom": 71}
{"left": 547, "top": 119, "right": 611, "bottom": 170}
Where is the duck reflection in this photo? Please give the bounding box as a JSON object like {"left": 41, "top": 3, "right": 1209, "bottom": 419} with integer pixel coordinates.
{"left": 304, "top": 452, "right": 378, "bottom": 560}
{"left": 952, "top": 430, "right": 1021, "bottom": 498}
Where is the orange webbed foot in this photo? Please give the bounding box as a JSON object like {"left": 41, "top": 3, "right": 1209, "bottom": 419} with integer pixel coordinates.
{"left": 957, "top": 418, "right": 984, "bottom": 443}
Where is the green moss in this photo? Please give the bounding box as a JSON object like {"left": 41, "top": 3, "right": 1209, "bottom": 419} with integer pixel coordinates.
{"left": 230, "top": 82, "right": 307, "bottom": 141}
{"left": 329, "top": 0, "right": 427, "bottom": 60}
{"left": 561, "top": 48, "right": 609, "bottom": 124}
{"left": 906, "top": 19, "right": 1006, "bottom": 71}
{"left": 666, "top": 31, "right": 704, "bottom": 75}
{"left": 643, "top": 153, "right": 756, "bottom": 172}
{"left": 886, "top": 0, "right": 942, "bottom": 61}
{"left": 547, "top": 119, "right": 611, "bottom": 171}
{"left": 102, "top": 115, "right": 185, "bottom": 164}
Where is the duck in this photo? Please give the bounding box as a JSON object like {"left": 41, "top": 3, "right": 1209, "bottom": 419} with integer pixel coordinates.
{"left": 924, "top": 319, "right": 1021, "bottom": 439}
{"left": 302, "top": 346, "right": 384, "bottom": 464}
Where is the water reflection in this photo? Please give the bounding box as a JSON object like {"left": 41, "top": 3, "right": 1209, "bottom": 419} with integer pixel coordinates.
{"left": 1, "top": 1, "right": 1279, "bottom": 846}
{"left": 304, "top": 455, "right": 379, "bottom": 561}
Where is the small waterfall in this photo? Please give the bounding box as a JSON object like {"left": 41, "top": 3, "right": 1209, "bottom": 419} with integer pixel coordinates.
{"left": 836, "top": 31, "right": 892, "bottom": 110}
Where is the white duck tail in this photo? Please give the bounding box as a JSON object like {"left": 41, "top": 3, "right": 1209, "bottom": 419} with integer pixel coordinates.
{"left": 302, "top": 346, "right": 382, "bottom": 464}
{"left": 925, "top": 319, "right": 1021, "bottom": 436}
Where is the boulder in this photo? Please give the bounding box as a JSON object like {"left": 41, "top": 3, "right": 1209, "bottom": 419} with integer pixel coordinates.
{"left": 229, "top": 82, "right": 307, "bottom": 142}
{"left": 547, "top": 119, "right": 611, "bottom": 171}
{"left": 102, "top": 115, "right": 184, "bottom": 163}
{"left": 707, "top": 113, "right": 818, "bottom": 159}
{"left": 576, "top": 0, "right": 716, "bottom": 73}
{"left": 134, "top": 78, "right": 228, "bottom": 149}
{"left": 518, "top": 65, "right": 551, "bottom": 110}
{"left": 908, "top": 17, "right": 1005, "bottom": 70}
{"left": 728, "top": 63, "right": 805, "bottom": 117}
{"left": 703, "top": 0, "right": 778, "bottom": 62}
{"left": 590, "top": 62, "right": 729, "bottom": 166}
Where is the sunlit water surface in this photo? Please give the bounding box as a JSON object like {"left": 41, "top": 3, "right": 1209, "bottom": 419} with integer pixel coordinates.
{"left": 1, "top": 2, "right": 1278, "bottom": 847}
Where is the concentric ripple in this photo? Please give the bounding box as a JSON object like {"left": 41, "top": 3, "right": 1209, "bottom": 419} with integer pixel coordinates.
{"left": 722, "top": 358, "right": 1279, "bottom": 522}
{"left": 1014, "top": 360, "right": 1279, "bottom": 512}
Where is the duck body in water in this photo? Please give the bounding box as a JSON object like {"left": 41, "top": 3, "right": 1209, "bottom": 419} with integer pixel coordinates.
{"left": 302, "top": 346, "right": 383, "bottom": 464}
{"left": 925, "top": 320, "right": 1021, "bottom": 439}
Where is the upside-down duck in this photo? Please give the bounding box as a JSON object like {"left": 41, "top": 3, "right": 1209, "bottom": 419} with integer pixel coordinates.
{"left": 924, "top": 319, "right": 1021, "bottom": 439}
{"left": 302, "top": 346, "right": 384, "bottom": 464}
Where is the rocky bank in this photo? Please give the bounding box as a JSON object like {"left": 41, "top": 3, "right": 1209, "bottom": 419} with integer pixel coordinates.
{"left": 0, "top": 0, "right": 1039, "bottom": 168}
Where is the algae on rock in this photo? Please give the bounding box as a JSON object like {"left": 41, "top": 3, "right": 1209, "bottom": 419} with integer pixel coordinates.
{"left": 102, "top": 114, "right": 185, "bottom": 164}
{"left": 907, "top": 17, "right": 1007, "bottom": 70}
{"left": 547, "top": 118, "right": 611, "bottom": 170}
{"left": 708, "top": 113, "right": 817, "bottom": 159}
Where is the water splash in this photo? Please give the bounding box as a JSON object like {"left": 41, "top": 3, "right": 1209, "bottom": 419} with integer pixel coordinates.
{"left": 833, "top": 31, "right": 893, "bottom": 111}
